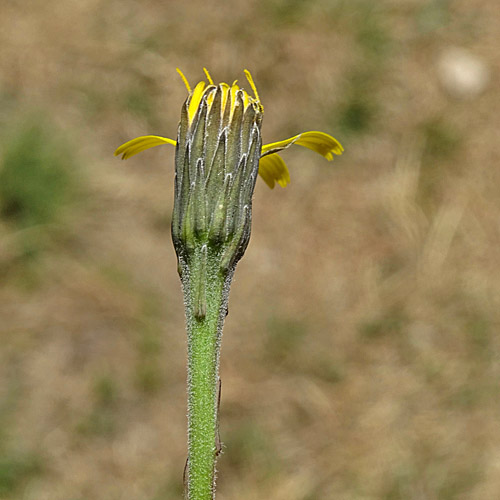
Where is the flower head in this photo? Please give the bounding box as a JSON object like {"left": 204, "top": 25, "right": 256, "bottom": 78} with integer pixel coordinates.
{"left": 114, "top": 68, "right": 344, "bottom": 280}
{"left": 115, "top": 68, "right": 343, "bottom": 189}
{"left": 171, "top": 69, "right": 263, "bottom": 274}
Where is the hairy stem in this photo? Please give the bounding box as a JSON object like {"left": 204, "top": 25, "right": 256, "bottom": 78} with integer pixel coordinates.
{"left": 181, "top": 246, "right": 232, "bottom": 500}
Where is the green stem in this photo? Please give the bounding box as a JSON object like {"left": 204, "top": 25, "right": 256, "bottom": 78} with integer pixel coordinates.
{"left": 181, "top": 245, "right": 232, "bottom": 500}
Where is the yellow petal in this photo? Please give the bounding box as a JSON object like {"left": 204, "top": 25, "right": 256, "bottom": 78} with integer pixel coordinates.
{"left": 262, "top": 131, "right": 344, "bottom": 161}
{"left": 220, "top": 83, "right": 231, "bottom": 111}
{"left": 114, "top": 135, "right": 176, "bottom": 160}
{"left": 258, "top": 153, "right": 290, "bottom": 189}
{"left": 187, "top": 81, "right": 207, "bottom": 124}
{"left": 176, "top": 68, "right": 191, "bottom": 92}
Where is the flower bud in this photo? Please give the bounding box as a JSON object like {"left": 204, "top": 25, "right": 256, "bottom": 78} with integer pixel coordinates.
{"left": 172, "top": 82, "right": 263, "bottom": 275}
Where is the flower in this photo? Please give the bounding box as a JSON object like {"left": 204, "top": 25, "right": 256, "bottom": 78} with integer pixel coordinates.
{"left": 168, "top": 68, "right": 264, "bottom": 278}
{"left": 114, "top": 68, "right": 343, "bottom": 189}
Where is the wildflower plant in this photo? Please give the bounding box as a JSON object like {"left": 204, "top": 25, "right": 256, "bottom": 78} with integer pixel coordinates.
{"left": 115, "top": 68, "right": 343, "bottom": 500}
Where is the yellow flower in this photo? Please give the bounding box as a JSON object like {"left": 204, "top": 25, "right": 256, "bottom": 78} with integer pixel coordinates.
{"left": 114, "top": 68, "right": 343, "bottom": 189}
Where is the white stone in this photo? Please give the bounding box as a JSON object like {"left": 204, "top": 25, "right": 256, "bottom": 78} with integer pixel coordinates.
{"left": 437, "top": 47, "right": 490, "bottom": 99}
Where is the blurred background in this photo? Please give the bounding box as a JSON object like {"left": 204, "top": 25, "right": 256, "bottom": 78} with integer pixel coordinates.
{"left": 1, "top": 0, "right": 499, "bottom": 498}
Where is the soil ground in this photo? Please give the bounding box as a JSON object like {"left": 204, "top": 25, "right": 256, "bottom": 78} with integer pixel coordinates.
{"left": 1, "top": 1, "right": 500, "bottom": 498}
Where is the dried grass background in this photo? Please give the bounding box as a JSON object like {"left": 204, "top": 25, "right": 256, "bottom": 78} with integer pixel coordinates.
{"left": 1, "top": 0, "right": 500, "bottom": 499}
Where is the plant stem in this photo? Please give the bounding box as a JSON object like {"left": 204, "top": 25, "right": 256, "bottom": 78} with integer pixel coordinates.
{"left": 181, "top": 246, "right": 232, "bottom": 500}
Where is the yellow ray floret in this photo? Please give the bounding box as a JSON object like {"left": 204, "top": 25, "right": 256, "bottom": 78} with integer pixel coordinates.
{"left": 261, "top": 131, "right": 344, "bottom": 161}
{"left": 203, "top": 67, "right": 214, "bottom": 85}
{"left": 114, "top": 135, "right": 176, "bottom": 160}
{"left": 244, "top": 69, "right": 260, "bottom": 102}
{"left": 176, "top": 68, "right": 191, "bottom": 93}
{"left": 258, "top": 153, "right": 291, "bottom": 189}
{"left": 187, "top": 81, "right": 207, "bottom": 124}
